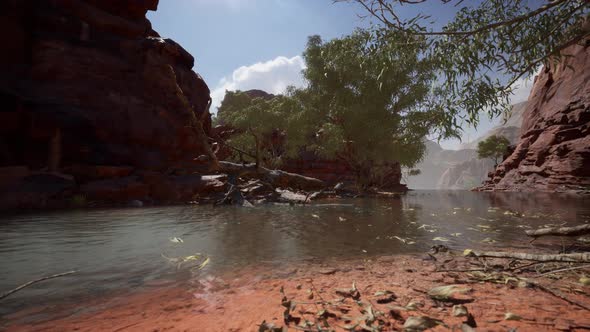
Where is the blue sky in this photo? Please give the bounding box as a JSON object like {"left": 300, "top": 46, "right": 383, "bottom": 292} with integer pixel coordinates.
{"left": 148, "top": 0, "right": 534, "bottom": 149}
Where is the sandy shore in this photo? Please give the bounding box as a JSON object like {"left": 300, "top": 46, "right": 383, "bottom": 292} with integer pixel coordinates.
{"left": 3, "top": 251, "right": 590, "bottom": 332}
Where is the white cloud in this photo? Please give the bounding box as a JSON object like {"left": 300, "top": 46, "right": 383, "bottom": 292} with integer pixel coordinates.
{"left": 210, "top": 55, "right": 307, "bottom": 112}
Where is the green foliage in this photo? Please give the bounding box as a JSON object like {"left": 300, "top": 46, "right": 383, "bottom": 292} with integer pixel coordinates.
{"left": 298, "top": 29, "right": 442, "bottom": 171}
{"left": 477, "top": 135, "right": 511, "bottom": 166}
{"left": 217, "top": 91, "right": 287, "bottom": 168}
{"left": 344, "top": 0, "right": 590, "bottom": 131}
{"left": 217, "top": 28, "right": 450, "bottom": 188}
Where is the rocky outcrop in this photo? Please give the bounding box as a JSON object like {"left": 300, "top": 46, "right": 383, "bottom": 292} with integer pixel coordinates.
{"left": 0, "top": 0, "right": 219, "bottom": 209}
{"left": 478, "top": 40, "right": 590, "bottom": 193}
{"left": 460, "top": 101, "right": 527, "bottom": 150}
{"left": 284, "top": 155, "right": 406, "bottom": 192}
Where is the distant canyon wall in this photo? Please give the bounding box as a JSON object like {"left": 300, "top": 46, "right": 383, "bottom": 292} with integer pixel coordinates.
{"left": 478, "top": 39, "right": 590, "bottom": 194}
{"left": 407, "top": 102, "right": 526, "bottom": 190}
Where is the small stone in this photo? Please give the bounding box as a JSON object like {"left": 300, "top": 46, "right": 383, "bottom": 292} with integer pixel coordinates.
{"left": 318, "top": 268, "right": 339, "bottom": 275}
{"left": 452, "top": 305, "right": 468, "bottom": 317}
{"left": 518, "top": 280, "right": 533, "bottom": 288}
{"left": 403, "top": 316, "right": 444, "bottom": 330}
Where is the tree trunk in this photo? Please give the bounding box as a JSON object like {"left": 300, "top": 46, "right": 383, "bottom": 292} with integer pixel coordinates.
{"left": 253, "top": 132, "right": 261, "bottom": 170}
{"left": 525, "top": 224, "right": 590, "bottom": 238}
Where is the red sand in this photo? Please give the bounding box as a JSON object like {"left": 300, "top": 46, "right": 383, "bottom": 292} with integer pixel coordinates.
{"left": 4, "top": 254, "right": 590, "bottom": 331}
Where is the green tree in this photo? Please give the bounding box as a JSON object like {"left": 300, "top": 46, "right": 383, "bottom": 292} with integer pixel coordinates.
{"left": 477, "top": 135, "right": 511, "bottom": 166}
{"left": 339, "top": 0, "right": 589, "bottom": 132}
{"left": 217, "top": 91, "right": 286, "bottom": 169}
{"left": 288, "top": 29, "right": 446, "bottom": 189}
{"left": 217, "top": 28, "right": 461, "bottom": 191}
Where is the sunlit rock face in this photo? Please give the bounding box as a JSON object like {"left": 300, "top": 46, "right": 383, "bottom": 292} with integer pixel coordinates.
{"left": 478, "top": 40, "right": 590, "bottom": 194}
{"left": 0, "top": 0, "right": 216, "bottom": 208}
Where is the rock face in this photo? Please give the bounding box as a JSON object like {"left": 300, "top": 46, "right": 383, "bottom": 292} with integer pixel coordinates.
{"left": 460, "top": 102, "right": 526, "bottom": 150}
{"left": 283, "top": 152, "right": 407, "bottom": 192}
{"left": 0, "top": 0, "right": 219, "bottom": 208}
{"left": 478, "top": 41, "right": 590, "bottom": 193}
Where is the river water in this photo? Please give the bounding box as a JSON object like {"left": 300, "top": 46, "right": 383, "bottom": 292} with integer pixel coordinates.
{"left": 0, "top": 190, "right": 589, "bottom": 319}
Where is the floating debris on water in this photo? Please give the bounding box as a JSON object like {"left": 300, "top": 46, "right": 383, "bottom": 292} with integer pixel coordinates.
{"left": 169, "top": 237, "right": 184, "bottom": 243}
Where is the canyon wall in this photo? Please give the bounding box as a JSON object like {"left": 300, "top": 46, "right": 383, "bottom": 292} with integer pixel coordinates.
{"left": 478, "top": 40, "right": 590, "bottom": 193}
{"left": 0, "top": 0, "right": 224, "bottom": 208}
{"left": 407, "top": 102, "right": 526, "bottom": 190}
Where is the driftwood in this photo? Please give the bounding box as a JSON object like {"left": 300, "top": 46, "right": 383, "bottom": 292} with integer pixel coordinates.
{"left": 0, "top": 271, "right": 76, "bottom": 301}
{"left": 218, "top": 161, "right": 325, "bottom": 191}
{"left": 465, "top": 250, "right": 590, "bottom": 263}
{"left": 525, "top": 224, "right": 590, "bottom": 238}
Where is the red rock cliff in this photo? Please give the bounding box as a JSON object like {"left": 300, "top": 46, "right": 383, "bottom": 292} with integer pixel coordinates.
{"left": 0, "top": 0, "right": 224, "bottom": 208}
{"left": 478, "top": 40, "right": 590, "bottom": 193}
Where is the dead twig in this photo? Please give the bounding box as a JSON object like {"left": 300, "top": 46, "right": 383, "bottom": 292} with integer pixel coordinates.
{"left": 506, "top": 261, "right": 544, "bottom": 272}
{"left": 0, "top": 270, "right": 77, "bottom": 301}
{"left": 526, "top": 224, "right": 590, "bottom": 238}
{"left": 534, "top": 264, "right": 590, "bottom": 278}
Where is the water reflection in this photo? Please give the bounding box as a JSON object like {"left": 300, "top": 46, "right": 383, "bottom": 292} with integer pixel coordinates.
{"left": 0, "top": 191, "right": 588, "bottom": 316}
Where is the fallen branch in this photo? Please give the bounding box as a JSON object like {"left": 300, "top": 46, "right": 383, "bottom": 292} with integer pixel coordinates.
{"left": 465, "top": 250, "right": 590, "bottom": 263}
{"left": 0, "top": 270, "right": 77, "bottom": 301}
{"left": 219, "top": 161, "right": 325, "bottom": 191}
{"left": 525, "top": 224, "right": 590, "bottom": 238}
{"left": 534, "top": 264, "right": 590, "bottom": 278}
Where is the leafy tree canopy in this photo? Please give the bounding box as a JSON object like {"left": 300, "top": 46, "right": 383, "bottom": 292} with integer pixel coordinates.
{"left": 477, "top": 135, "right": 511, "bottom": 166}
{"left": 338, "top": 0, "right": 589, "bottom": 133}
{"left": 297, "top": 29, "right": 444, "bottom": 169}
{"left": 217, "top": 28, "right": 446, "bottom": 189}
{"left": 217, "top": 91, "right": 287, "bottom": 168}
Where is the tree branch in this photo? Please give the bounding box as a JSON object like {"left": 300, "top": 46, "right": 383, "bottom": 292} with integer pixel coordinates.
{"left": 347, "top": 0, "right": 575, "bottom": 37}
{"left": 465, "top": 250, "right": 590, "bottom": 263}
{"left": 525, "top": 224, "right": 590, "bottom": 238}
{"left": 0, "top": 271, "right": 77, "bottom": 301}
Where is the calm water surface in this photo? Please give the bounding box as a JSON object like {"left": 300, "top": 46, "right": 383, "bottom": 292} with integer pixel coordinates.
{"left": 0, "top": 190, "right": 589, "bottom": 317}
